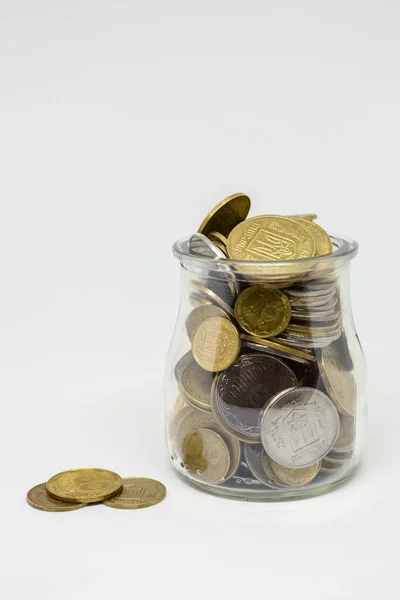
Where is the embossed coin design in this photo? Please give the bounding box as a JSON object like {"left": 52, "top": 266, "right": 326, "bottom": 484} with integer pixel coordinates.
{"left": 185, "top": 304, "right": 228, "bottom": 341}
{"left": 270, "top": 459, "right": 321, "bottom": 486}
{"left": 198, "top": 193, "right": 251, "bottom": 237}
{"left": 235, "top": 286, "right": 291, "bottom": 338}
{"left": 183, "top": 428, "right": 230, "bottom": 484}
{"left": 227, "top": 215, "right": 315, "bottom": 261}
{"left": 192, "top": 316, "right": 240, "bottom": 372}
{"left": 103, "top": 477, "right": 166, "bottom": 509}
{"left": 319, "top": 345, "right": 356, "bottom": 416}
{"left": 211, "top": 354, "right": 298, "bottom": 443}
{"left": 27, "top": 483, "right": 87, "bottom": 512}
{"left": 292, "top": 219, "right": 332, "bottom": 256}
{"left": 260, "top": 387, "right": 340, "bottom": 468}
{"left": 46, "top": 468, "right": 123, "bottom": 504}
{"left": 179, "top": 360, "right": 215, "bottom": 412}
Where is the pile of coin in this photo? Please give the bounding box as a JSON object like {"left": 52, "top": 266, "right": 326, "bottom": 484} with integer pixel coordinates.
{"left": 27, "top": 468, "right": 166, "bottom": 511}
{"left": 169, "top": 193, "right": 357, "bottom": 492}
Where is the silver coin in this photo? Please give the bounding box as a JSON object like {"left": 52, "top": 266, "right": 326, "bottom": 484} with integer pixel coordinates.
{"left": 260, "top": 387, "right": 340, "bottom": 468}
{"left": 211, "top": 354, "right": 298, "bottom": 443}
{"left": 244, "top": 443, "right": 286, "bottom": 488}
{"left": 189, "top": 233, "right": 227, "bottom": 259}
{"left": 174, "top": 351, "right": 194, "bottom": 381}
{"left": 290, "top": 309, "right": 340, "bottom": 322}
{"left": 289, "top": 292, "right": 337, "bottom": 308}
{"left": 277, "top": 332, "right": 341, "bottom": 348}
{"left": 283, "top": 285, "right": 336, "bottom": 298}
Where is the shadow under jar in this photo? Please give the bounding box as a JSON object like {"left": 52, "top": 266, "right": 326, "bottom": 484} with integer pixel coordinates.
{"left": 165, "top": 234, "right": 366, "bottom": 501}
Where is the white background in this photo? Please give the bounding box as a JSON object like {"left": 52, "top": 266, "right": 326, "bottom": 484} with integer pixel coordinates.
{"left": 1, "top": 1, "right": 399, "bottom": 598}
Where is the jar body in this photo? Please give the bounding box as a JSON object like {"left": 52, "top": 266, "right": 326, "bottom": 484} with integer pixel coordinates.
{"left": 165, "top": 237, "right": 366, "bottom": 500}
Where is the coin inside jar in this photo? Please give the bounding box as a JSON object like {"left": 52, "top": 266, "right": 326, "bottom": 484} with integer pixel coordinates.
{"left": 185, "top": 304, "right": 228, "bottom": 341}
{"left": 183, "top": 428, "right": 231, "bottom": 484}
{"left": 319, "top": 344, "right": 357, "bottom": 416}
{"left": 192, "top": 316, "right": 240, "bottom": 372}
{"left": 211, "top": 354, "right": 298, "bottom": 443}
{"left": 234, "top": 286, "right": 291, "bottom": 338}
{"left": 260, "top": 387, "right": 340, "bottom": 468}
{"left": 270, "top": 459, "right": 321, "bottom": 486}
{"left": 179, "top": 359, "right": 215, "bottom": 413}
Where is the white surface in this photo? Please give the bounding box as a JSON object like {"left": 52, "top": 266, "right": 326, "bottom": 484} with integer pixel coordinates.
{"left": 1, "top": 1, "right": 399, "bottom": 598}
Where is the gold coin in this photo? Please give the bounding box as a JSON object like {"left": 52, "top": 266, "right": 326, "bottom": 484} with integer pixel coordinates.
{"left": 192, "top": 316, "right": 240, "bottom": 372}
{"left": 332, "top": 414, "right": 355, "bottom": 452}
{"left": 287, "top": 213, "right": 318, "bottom": 221}
{"left": 320, "top": 462, "right": 341, "bottom": 472}
{"left": 213, "top": 240, "right": 228, "bottom": 256}
{"left": 241, "top": 334, "right": 316, "bottom": 362}
{"left": 292, "top": 219, "right": 332, "bottom": 256}
{"left": 179, "top": 359, "right": 215, "bottom": 412}
{"left": 27, "top": 483, "right": 87, "bottom": 512}
{"left": 227, "top": 215, "right": 315, "bottom": 261}
{"left": 234, "top": 286, "right": 291, "bottom": 338}
{"left": 172, "top": 394, "right": 188, "bottom": 416}
{"left": 198, "top": 193, "right": 251, "bottom": 237}
{"left": 103, "top": 477, "right": 166, "bottom": 509}
{"left": 185, "top": 304, "right": 228, "bottom": 341}
{"left": 46, "top": 468, "right": 123, "bottom": 504}
{"left": 191, "top": 281, "right": 235, "bottom": 316}
{"left": 323, "top": 455, "right": 346, "bottom": 465}
{"left": 270, "top": 460, "right": 321, "bottom": 486}
{"left": 208, "top": 231, "right": 228, "bottom": 248}
{"left": 169, "top": 406, "right": 195, "bottom": 441}
{"left": 319, "top": 345, "right": 356, "bottom": 416}
{"left": 183, "top": 428, "right": 230, "bottom": 484}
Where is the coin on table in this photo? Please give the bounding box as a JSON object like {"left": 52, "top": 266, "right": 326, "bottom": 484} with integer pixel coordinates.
{"left": 191, "top": 281, "right": 235, "bottom": 316}
{"left": 270, "top": 459, "right": 321, "bottom": 486}
{"left": 211, "top": 354, "right": 298, "bottom": 443}
{"left": 27, "top": 483, "right": 87, "bottom": 512}
{"left": 243, "top": 444, "right": 286, "bottom": 488}
{"left": 183, "top": 428, "right": 231, "bottom": 484}
{"left": 292, "top": 219, "right": 332, "bottom": 256}
{"left": 260, "top": 387, "right": 340, "bottom": 468}
{"left": 186, "top": 304, "right": 228, "bottom": 341}
{"left": 189, "top": 233, "right": 227, "bottom": 259}
{"left": 103, "top": 478, "right": 166, "bottom": 509}
{"left": 46, "top": 468, "right": 123, "bottom": 504}
{"left": 179, "top": 359, "right": 215, "bottom": 413}
{"left": 332, "top": 414, "right": 355, "bottom": 453}
{"left": 198, "top": 193, "right": 251, "bottom": 237}
{"left": 319, "top": 345, "right": 357, "bottom": 416}
{"left": 234, "top": 286, "right": 291, "bottom": 338}
{"left": 241, "top": 334, "right": 315, "bottom": 363}
{"left": 227, "top": 215, "right": 315, "bottom": 261}
{"left": 192, "top": 316, "right": 240, "bottom": 372}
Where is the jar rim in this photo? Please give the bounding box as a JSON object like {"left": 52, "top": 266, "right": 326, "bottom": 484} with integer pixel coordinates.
{"left": 173, "top": 233, "right": 358, "bottom": 272}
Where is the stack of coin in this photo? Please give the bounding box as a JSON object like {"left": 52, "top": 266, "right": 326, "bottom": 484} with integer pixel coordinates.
{"left": 27, "top": 468, "right": 166, "bottom": 511}
{"left": 170, "top": 193, "right": 357, "bottom": 492}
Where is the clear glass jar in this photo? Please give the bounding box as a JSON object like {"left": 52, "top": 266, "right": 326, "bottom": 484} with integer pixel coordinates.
{"left": 165, "top": 234, "right": 366, "bottom": 501}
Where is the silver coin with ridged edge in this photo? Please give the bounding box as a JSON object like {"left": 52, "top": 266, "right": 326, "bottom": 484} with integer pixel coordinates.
{"left": 260, "top": 387, "right": 340, "bottom": 468}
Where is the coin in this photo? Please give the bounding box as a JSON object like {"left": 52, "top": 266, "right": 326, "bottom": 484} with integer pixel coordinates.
{"left": 189, "top": 233, "right": 227, "bottom": 259}
{"left": 192, "top": 316, "right": 240, "bottom": 372}
{"left": 288, "top": 290, "right": 337, "bottom": 307}
{"left": 173, "top": 395, "right": 189, "bottom": 415}
{"left": 292, "top": 219, "right": 332, "bottom": 256}
{"left": 260, "top": 452, "right": 288, "bottom": 487}
{"left": 332, "top": 414, "right": 355, "bottom": 452}
{"left": 234, "top": 286, "right": 291, "bottom": 338}
{"left": 186, "top": 305, "right": 228, "bottom": 341}
{"left": 276, "top": 334, "right": 339, "bottom": 349}
{"left": 179, "top": 359, "right": 215, "bottom": 412}
{"left": 208, "top": 231, "right": 228, "bottom": 248}
{"left": 183, "top": 428, "right": 231, "bottom": 484}
{"left": 260, "top": 387, "right": 340, "bottom": 468}
{"left": 270, "top": 459, "right": 321, "bottom": 486}
{"left": 287, "top": 213, "right": 318, "bottom": 221}
{"left": 46, "top": 468, "right": 123, "bottom": 504}
{"left": 174, "top": 351, "right": 194, "bottom": 381}
{"left": 103, "top": 477, "right": 166, "bottom": 509}
{"left": 319, "top": 345, "right": 356, "bottom": 416}
{"left": 241, "top": 334, "right": 315, "bottom": 363}
{"left": 227, "top": 215, "right": 315, "bottom": 261}
{"left": 211, "top": 354, "right": 298, "bottom": 443}
{"left": 285, "top": 323, "right": 341, "bottom": 336}
{"left": 198, "top": 193, "right": 251, "bottom": 237}
{"left": 174, "top": 409, "right": 240, "bottom": 479}
{"left": 243, "top": 444, "right": 286, "bottom": 488}
{"left": 27, "top": 483, "right": 87, "bottom": 512}
{"left": 191, "top": 281, "right": 235, "bottom": 316}
{"left": 189, "top": 292, "right": 213, "bottom": 308}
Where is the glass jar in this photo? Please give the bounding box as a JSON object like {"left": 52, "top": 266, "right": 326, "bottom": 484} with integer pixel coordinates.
{"left": 165, "top": 234, "right": 366, "bottom": 501}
